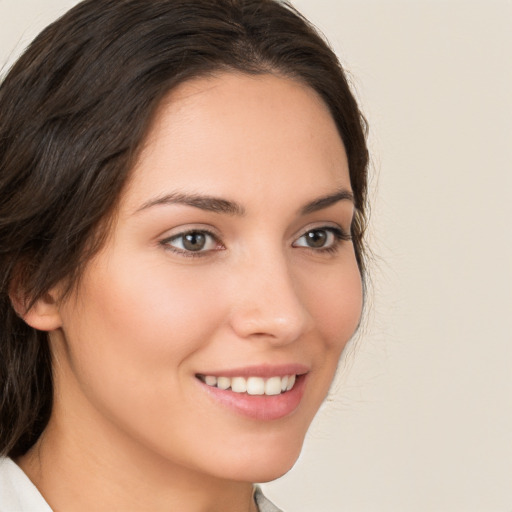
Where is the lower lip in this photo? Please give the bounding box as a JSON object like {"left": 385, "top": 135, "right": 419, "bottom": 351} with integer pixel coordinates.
{"left": 198, "top": 374, "right": 307, "bottom": 421}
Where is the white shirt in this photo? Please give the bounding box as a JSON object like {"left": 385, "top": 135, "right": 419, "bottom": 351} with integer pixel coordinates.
{"left": 0, "top": 457, "right": 51, "bottom": 512}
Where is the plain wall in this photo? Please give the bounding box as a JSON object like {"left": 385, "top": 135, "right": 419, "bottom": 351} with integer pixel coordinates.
{"left": 1, "top": 1, "right": 511, "bottom": 511}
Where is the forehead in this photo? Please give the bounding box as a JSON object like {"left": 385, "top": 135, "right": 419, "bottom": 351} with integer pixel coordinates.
{"left": 122, "top": 72, "right": 350, "bottom": 212}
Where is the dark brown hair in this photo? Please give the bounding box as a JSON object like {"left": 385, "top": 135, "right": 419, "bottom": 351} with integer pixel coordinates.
{"left": 0, "top": 0, "right": 368, "bottom": 457}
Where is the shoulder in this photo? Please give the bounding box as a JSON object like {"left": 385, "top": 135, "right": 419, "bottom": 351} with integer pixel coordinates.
{"left": 254, "top": 485, "right": 284, "bottom": 512}
{"left": 0, "top": 457, "right": 52, "bottom": 512}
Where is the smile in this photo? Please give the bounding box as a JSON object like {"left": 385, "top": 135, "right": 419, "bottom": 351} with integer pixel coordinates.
{"left": 196, "top": 369, "right": 308, "bottom": 420}
{"left": 197, "top": 374, "right": 296, "bottom": 396}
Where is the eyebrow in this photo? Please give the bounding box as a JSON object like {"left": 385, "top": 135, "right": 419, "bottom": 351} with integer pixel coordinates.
{"left": 136, "top": 192, "right": 246, "bottom": 216}
{"left": 299, "top": 189, "right": 354, "bottom": 215}
{"left": 135, "top": 188, "right": 354, "bottom": 216}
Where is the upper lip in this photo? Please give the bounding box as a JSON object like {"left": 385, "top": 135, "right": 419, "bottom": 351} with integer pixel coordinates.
{"left": 196, "top": 363, "right": 309, "bottom": 378}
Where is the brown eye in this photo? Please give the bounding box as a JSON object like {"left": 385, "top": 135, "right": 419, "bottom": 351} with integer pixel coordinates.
{"left": 304, "top": 229, "right": 328, "bottom": 248}
{"left": 294, "top": 228, "right": 332, "bottom": 249}
{"left": 292, "top": 227, "right": 349, "bottom": 251}
{"left": 164, "top": 230, "right": 218, "bottom": 254}
{"left": 182, "top": 232, "right": 207, "bottom": 251}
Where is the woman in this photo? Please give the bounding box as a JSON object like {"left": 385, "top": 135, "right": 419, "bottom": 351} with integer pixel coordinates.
{"left": 0, "top": 0, "right": 368, "bottom": 510}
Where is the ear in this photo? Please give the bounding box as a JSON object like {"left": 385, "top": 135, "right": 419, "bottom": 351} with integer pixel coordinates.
{"left": 9, "top": 287, "right": 63, "bottom": 332}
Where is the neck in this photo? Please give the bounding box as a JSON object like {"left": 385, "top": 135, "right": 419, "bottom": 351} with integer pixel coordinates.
{"left": 17, "top": 406, "right": 257, "bottom": 512}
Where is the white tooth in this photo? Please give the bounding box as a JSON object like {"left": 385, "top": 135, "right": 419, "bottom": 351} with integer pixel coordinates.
{"left": 246, "top": 377, "right": 265, "bottom": 395}
{"left": 265, "top": 376, "right": 282, "bottom": 396}
{"left": 231, "top": 377, "right": 247, "bottom": 393}
{"left": 205, "top": 376, "right": 217, "bottom": 387}
{"left": 217, "top": 376, "right": 231, "bottom": 390}
{"left": 286, "top": 374, "right": 296, "bottom": 391}
{"left": 281, "top": 375, "right": 289, "bottom": 392}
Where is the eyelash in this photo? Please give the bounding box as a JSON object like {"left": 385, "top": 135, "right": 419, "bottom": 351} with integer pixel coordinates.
{"left": 160, "top": 226, "right": 351, "bottom": 258}
{"left": 293, "top": 227, "right": 352, "bottom": 255}
{"left": 160, "top": 229, "right": 221, "bottom": 258}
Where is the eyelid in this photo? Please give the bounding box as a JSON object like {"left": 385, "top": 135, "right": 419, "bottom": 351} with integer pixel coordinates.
{"left": 292, "top": 222, "right": 351, "bottom": 241}
{"left": 291, "top": 224, "right": 352, "bottom": 252}
{"left": 158, "top": 223, "right": 222, "bottom": 242}
{"left": 157, "top": 222, "right": 351, "bottom": 258}
{"left": 159, "top": 226, "right": 224, "bottom": 257}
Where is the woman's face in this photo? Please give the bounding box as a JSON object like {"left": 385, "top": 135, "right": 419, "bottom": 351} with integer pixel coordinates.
{"left": 51, "top": 72, "right": 362, "bottom": 483}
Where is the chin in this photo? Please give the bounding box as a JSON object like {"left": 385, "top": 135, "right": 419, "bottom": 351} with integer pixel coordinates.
{"left": 224, "top": 457, "right": 300, "bottom": 484}
{"left": 250, "top": 461, "right": 298, "bottom": 484}
{"left": 210, "top": 433, "right": 306, "bottom": 484}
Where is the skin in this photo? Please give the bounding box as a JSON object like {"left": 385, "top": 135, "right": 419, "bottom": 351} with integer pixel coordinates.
{"left": 18, "top": 72, "right": 363, "bottom": 512}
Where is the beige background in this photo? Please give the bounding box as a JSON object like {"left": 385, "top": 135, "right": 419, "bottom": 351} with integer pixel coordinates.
{"left": 1, "top": 1, "right": 511, "bottom": 511}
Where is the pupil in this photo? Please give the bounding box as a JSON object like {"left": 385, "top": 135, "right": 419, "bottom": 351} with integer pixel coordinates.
{"left": 183, "top": 232, "right": 206, "bottom": 251}
{"left": 306, "top": 230, "right": 327, "bottom": 248}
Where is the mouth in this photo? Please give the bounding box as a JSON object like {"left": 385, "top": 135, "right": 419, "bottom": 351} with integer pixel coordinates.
{"left": 196, "top": 374, "right": 297, "bottom": 396}
{"left": 195, "top": 368, "right": 308, "bottom": 421}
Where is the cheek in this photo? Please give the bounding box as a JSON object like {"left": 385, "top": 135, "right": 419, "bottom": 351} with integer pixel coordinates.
{"left": 59, "top": 258, "right": 227, "bottom": 399}
{"left": 303, "top": 260, "right": 363, "bottom": 355}
{"left": 95, "top": 259, "right": 221, "bottom": 348}
{"left": 55, "top": 259, "right": 231, "bottom": 450}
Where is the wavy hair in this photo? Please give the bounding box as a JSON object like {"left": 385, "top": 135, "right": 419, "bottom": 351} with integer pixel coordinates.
{"left": 0, "top": 0, "right": 368, "bottom": 457}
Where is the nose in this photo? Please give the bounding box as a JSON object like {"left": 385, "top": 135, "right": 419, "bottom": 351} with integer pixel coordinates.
{"left": 227, "top": 251, "right": 313, "bottom": 345}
